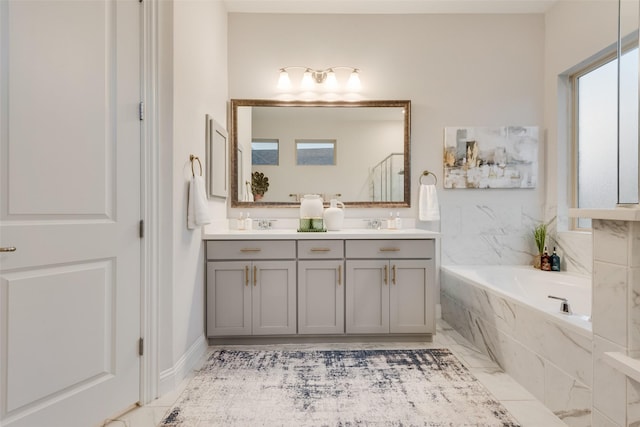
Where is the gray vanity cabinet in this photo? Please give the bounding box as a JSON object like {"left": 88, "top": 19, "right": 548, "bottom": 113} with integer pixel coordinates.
{"left": 206, "top": 241, "right": 296, "bottom": 336}
{"left": 297, "top": 240, "right": 344, "bottom": 335}
{"left": 206, "top": 261, "right": 251, "bottom": 336}
{"left": 389, "top": 259, "right": 435, "bottom": 333}
{"left": 205, "top": 235, "right": 436, "bottom": 339}
{"left": 345, "top": 260, "right": 389, "bottom": 334}
{"left": 345, "top": 240, "right": 435, "bottom": 334}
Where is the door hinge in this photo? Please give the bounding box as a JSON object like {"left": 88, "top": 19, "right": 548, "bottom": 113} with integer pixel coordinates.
{"left": 139, "top": 219, "right": 144, "bottom": 238}
{"left": 139, "top": 101, "right": 144, "bottom": 121}
{"left": 138, "top": 338, "right": 144, "bottom": 356}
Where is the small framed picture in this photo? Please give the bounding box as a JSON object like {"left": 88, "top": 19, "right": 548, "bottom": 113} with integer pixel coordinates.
{"left": 206, "top": 115, "right": 228, "bottom": 199}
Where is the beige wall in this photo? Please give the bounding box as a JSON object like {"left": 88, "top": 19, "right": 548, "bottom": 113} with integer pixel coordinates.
{"left": 158, "top": 0, "right": 228, "bottom": 388}
{"left": 229, "top": 13, "right": 545, "bottom": 264}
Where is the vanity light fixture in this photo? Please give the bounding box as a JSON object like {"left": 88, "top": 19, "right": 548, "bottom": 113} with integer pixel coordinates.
{"left": 277, "top": 69, "right": 292, "bottom": 90}
{"left": 346, "top": 69, "right": 361, "bottom": 91}
{"left": 277, "top": 66, "right": 361, "bottom": 91}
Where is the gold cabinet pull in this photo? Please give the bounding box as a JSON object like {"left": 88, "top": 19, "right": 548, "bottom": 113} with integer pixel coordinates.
{"left": 245, "top": 265, "right": 249, "bottom": 287}
{"left": 0, "top": 247, "right": 16, "bottom": 252}
{"left": 240, "top": 248, "right": 262, "bottom": 253}
{"left": 392, "top": 265, "right": 397, "bottom": 285}
{"left": 337, "top": 264, "right": 342, "bottom": 286}
{"left": 379, "top": 247, "right": 400, "bottom": 252}
{"left": 253, "top": 265, "right": 257, "bottom": 287}
{"left": 384, "top": 264, "right": 388, "bottom": 285}
{"left": 310, "top": 248, "right": 331, "bottom": 252}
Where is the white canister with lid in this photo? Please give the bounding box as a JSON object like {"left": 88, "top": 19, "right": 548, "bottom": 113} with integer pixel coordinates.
{"left": 323, "top": 199, "right": 345, "bottom": 231}
{"left": 300, "top": 194, "right": 324, "bottom": 219}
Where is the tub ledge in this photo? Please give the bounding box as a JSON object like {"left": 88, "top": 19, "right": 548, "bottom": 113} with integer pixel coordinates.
{"left": 604, "top": 352, "right": 640, "bottom": 383}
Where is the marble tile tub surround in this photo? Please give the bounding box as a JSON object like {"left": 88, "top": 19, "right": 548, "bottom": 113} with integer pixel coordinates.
{"left": 440, "top": 201, "right": 543, "bottom": 266}
{"left": 441, "top": 267, "right": 593, "bottom": 427}
{"left": 440, "top": 199, "right": 590, "bottom": 275}
{"left": 555, "top": 230, "right": 592, "bottom": 276}
{"left": 588, "top": 216, "right": 640, "bottom": 427}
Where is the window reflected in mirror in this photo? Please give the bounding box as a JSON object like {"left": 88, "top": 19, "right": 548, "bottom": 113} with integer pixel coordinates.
{"left": 252, "top": 139, "right": 279, "bottom": 166}
{"left": 296, "top": 140, "right": 336, "bottom": 166}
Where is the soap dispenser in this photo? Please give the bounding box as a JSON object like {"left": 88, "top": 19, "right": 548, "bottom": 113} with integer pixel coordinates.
{"left": 237, "top": 212, "right": 245, "bottom": 230}
{"left": 551, "top": 247, "right": 561, "bottom": 271}
{"left": 323, "top": 199, "right": 345, "bottom": 231}
{"left": 387, "top": 212, "right": 395, "bottom": 229}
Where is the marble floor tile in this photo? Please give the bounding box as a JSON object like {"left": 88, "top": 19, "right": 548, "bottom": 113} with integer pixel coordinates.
{"left": 109, "top": 319, "right": 564, "bottom": 427}
{"left": 440, "top": 322, "right": 476, "bottom": 347}
{"left": 470, "top": 367, "right": 538, "bottom": 401}
{"left": 148, "top": 375, "right": 195, "bottom": 408}
{"left": 102, "top": 406, "right": 171, "bottom": 427}
{"left": 449, "top": 342, "right": 500, "bottom": 368}
{"left": 431, "top": 327, "right": 460, "bottom": 346}
{"left": 501, "top": 400, "right": 568, "bottom": 427}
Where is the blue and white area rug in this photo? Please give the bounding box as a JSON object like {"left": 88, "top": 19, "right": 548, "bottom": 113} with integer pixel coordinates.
{"left": 161, "top": 349, "right": 520, "bottom": 426}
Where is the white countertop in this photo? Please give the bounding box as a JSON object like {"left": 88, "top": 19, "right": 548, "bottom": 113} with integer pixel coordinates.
{"left": 569, "top": 207, "right": 640, "bottom": 221}
{"left": 202, "top": 228, "right": 440, "bottom": 240}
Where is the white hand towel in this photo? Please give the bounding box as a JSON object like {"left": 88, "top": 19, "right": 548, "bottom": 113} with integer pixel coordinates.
{"left": 187, "top": 175, "right": 211, "bottom": 229}
{"left": 419, "top": 183, "right": 440, "bottom": 221}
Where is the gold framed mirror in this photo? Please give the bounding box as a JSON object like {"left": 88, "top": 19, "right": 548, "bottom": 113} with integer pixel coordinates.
{"left": 229, "top": 99, "right": 411, "bottom": 208}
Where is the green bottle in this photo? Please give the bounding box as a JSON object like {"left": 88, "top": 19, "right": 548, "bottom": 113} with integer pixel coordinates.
{"left": 550, "top": 247, "right": 561, "bottom": 272}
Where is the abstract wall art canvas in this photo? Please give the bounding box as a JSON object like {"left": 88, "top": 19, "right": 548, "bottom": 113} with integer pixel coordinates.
{"left": 443, "top": 126, "right": 538, "bottom": 189}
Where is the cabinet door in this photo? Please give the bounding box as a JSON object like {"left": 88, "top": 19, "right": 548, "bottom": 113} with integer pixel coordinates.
{"left": 207, "top": 261, "right": 251, "bottom": 336}
{"left": 390, "top": 259, "right": 434, "bottom": 333}
{"left": 346, "top": 260, "right": 389, "bottom": 334}
{"left": 252, "top": 261, "right": 297, "bottom": 335}
{"left": 298, "top": 260, "right": 344, "bottom": 334}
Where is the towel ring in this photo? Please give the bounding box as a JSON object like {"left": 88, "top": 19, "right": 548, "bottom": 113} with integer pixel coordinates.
{"left": 419, "top": 170, "right": 437, "bottom": 185}
{"left": 190, "top": 155, "right": 202, "bottom": 177}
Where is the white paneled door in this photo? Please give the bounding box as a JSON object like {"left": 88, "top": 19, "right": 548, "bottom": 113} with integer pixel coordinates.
{"left": 0, "top": 1, "right": 142, "bottom": 426}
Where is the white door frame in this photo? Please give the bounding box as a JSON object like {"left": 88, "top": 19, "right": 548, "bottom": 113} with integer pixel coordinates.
{"left": 140, "top": 0, "right": 160, "bottom": 404}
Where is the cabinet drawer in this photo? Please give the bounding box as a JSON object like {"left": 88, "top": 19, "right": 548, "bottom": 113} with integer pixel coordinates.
{"left": 298, "top": 240, "right": 344, "bottom": 259}
{"left": 207, "top": 240, "right": 295, "bottom": 260}
{"left": 345, "top": 239, "right": 434, "bottom": 259}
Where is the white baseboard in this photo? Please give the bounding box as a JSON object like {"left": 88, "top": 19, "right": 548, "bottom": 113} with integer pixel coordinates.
{"left": 158, "top": 334, "right": 207, "bottom": 397}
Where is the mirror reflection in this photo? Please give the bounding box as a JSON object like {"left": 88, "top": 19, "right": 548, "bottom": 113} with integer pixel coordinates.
{"left": 230, "top": 99, "right": 411, "bottom": 207}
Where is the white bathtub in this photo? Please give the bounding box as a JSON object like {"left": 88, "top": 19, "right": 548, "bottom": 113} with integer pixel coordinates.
{"left": 440, "top": 265, "right": 593, "bottom": 426}
{"left": 442, "top": 265, "right": 591, "bottom": 329}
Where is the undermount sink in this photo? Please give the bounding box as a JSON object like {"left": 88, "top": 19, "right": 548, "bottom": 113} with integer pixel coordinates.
{"left": 335, "top": 228, "right": 413, "bottom": 233}
{"left": 233, "top": 228, "right": 410, "bottom": 233}
{"left": 243, "top": 228, "right": 293, "bottom": 233}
